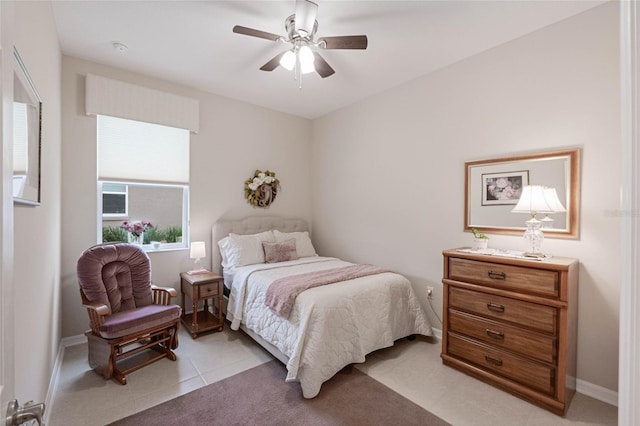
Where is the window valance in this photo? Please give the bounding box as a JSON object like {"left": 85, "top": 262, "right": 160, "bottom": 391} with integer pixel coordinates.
{"left": 85, "top": 74, "right": 199, "bottom": 133}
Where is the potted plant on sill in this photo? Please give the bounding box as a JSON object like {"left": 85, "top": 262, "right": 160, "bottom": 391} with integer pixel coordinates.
{"left": 471, "top": 228, "right": 489, "bottom": 251}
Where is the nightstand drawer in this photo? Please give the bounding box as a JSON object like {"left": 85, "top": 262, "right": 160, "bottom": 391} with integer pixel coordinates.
{"left": 449, "top": 258, "right": 558, "bottom": 297}
{"left": 199, "top": 282, "right": 220, "bottom": 297}
{"left": 449, "top": 286, "right": 557, "bottom": 334}
{"left": 448, "top": 334, "right": 555, "bottom": 396}
{"left": 449, "top": 310, "right": 556, "bottom": 363}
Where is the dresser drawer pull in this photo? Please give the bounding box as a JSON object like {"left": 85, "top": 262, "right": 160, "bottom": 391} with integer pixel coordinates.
{"left": 485, "top": 328, "right": 505, "bottom": 340}
{"left": 487, "top": 270, "right": 506, "bottom": 280}
{"left": 486, "top": 302, "right": 505, "bottom": 313}
{"left": 484, "top": 354, "right": 503, "bottom": 366}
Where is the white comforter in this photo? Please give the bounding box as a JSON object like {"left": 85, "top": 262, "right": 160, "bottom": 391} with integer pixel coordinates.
{"left": 226, "top": 257, "right": 433, "bottom": 398}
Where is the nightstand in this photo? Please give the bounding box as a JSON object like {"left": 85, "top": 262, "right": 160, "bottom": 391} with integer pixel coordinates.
{"left": 179, "top": 271, "right": 224, "bottom": 338}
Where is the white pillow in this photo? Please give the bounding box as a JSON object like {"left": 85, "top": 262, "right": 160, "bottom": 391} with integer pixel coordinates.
{"left": 273, "top": 230, "right": 317, "bottom": 258}
{"left": 218, "top": 231, "right": 275, "bottom": 268}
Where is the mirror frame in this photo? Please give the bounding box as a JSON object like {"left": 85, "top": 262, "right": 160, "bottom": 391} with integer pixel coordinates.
{"left": 13, "top": 47, "right": 42, "bottom": 206}
{"left": 464, "top": 148, "right": 581, "bottom": 239}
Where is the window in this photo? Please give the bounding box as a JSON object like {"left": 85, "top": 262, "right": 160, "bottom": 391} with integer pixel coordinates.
{"left": 97, "top": 115, "right": 190, "bottom": 250}
{"left": 102, "top": 182, "right": 127, "bottom": 217}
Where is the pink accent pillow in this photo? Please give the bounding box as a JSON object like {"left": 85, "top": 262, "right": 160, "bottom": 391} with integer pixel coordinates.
{"left": 262, "top": 239, "right": 298, "bottom": 263}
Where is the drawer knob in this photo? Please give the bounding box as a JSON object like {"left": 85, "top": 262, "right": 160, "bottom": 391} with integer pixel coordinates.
{"left": 487, "top": 270, "right": 506, "bottom": 280}
{"left": 485, "top": 328, "right": 505, "bottom": 340}
{"left": 484, "top": 354, "right": 503, "bottom": 366}
{"left": 486, "top": 302, "right": 505, "bottom": 313}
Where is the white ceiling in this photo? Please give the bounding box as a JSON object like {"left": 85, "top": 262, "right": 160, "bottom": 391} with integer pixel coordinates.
{"left": 51, "top": 1, "right": 605, "bottom": 119}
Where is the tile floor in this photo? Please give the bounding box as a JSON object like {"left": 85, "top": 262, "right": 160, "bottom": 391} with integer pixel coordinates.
{"left": 48, "top": 325, "right": 617, "bottom": 426}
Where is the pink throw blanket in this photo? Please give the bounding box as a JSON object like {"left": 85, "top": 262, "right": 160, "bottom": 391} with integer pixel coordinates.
{"left": 265, "top": 264, "right": 388, "bottom": 318}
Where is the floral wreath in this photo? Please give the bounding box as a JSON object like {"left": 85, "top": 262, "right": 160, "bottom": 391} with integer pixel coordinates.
{"left": 245, "top": 169, "right": 280, "bottom": 208}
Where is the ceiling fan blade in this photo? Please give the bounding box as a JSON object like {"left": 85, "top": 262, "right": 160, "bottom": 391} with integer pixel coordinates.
{"left": 313, "top": 52, "right": 335, "bottom": 78}
{"left": 260, "top": 52, "right": 286, "bottom": 72}
{"left": 233, "top": 25, "right": 282, "bottom": 42}
{"left": 318, "top": 35, "right": 368, "bottom": 50}
{"left": 295, "top": 0, "right": 318, "bottom": 36}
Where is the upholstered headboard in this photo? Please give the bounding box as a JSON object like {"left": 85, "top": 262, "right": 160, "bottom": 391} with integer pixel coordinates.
{"left": 211, "top": 216, "right": 309, "bottom": 275}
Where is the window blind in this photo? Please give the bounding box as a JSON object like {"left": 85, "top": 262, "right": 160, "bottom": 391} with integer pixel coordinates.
{"left": 98, "top": 115, "right": 189, "bottom": 184}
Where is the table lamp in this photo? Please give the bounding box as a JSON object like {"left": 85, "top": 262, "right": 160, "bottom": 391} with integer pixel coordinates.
{"left": 188, "top": 241, "right": 208, "bottom": 275}
{"left": 511, "top": 185, "right": 552, "bottom": 258}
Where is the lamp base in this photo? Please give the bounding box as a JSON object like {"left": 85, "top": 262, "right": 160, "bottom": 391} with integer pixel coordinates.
{"left": 187, "top": 268, "right": 210, "bottom": 275}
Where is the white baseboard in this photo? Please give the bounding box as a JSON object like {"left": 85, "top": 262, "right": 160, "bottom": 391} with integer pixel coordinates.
{"left": 430, "top": 327, "right": 442, "bottom": 341}
{"left": 44, "top": 334, "right": 87, "bottom": 425}
{"left": 576, "top": 378, "right": 618, "bottom": 407}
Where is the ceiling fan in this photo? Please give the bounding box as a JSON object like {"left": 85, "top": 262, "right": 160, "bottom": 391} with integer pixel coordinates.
{"left": 232, "top": 0, "right": 368, "bottom": 80}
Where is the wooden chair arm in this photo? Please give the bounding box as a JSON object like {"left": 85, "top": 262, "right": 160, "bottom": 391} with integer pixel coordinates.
{"left": 151, "top": 285, "right": 177, "bottom": 305}
{"left": 82, "top": 302, "right": 109, "bottom": 334}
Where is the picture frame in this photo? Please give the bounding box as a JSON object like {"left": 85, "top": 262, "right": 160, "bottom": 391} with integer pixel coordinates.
{"left": 13, "top": 47, "right": 42, "bottom": 206}
{"left": 481, "top": 170, "right": 528, "bottom": 206}
{"left": 464, "top": 148, "right": 581, "bottom": 239}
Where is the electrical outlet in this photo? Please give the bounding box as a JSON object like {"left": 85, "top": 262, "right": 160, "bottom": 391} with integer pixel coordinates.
{"left": 427, "top": 286, "right": 434, "bottom": 298}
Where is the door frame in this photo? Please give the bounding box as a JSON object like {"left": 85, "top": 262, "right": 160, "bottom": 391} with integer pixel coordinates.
{"left": 0, "top": 0, "right": 15, "bottom": 409}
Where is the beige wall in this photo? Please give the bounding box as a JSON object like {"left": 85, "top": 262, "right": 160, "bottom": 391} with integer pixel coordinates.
{"left": 12, "top": 1, "right": 62, "bottom": 403}
{"left": 311, "top": 2, "right": 620, "bottom": 393}
{"left": 60, "top": 56, "right": 312, "bottom": 338}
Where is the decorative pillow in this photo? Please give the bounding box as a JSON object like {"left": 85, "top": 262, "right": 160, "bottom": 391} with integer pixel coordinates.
{"left": 262, "top": 239, "right": 298, "bottom": 263}
{"left": 218, "top": 231, "right": 275, "bottom": 269}
{"left": 273, "top": 230, "right": 317, "bottom": 258}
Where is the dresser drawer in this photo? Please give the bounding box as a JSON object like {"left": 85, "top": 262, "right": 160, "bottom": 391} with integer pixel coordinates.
{"left": 449, "top": 310, "right": 556, "bottom": 363}
{"left": 448, "top": 334, "right": 555, "bottom": 395}
{"left": 449, "top": 286, "right": 557, "bottom": 334}
{"left": 449, "top": 258, "right": 558, "bottom": 297}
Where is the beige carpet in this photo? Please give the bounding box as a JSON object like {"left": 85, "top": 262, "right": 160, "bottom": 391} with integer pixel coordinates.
{"left": 109, "top": 359, "right": 450, "bottom": 425}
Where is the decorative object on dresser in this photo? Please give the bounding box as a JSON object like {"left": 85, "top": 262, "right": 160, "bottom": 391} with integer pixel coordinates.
{"left": 471, "top": 228, "right": 489, "bottom": 251}
{"left": 180, "top": 271, "right": 224, "bottom": 338}
{"left": 441, "top": 248, "right": 578, "bottom": 416}
{"left": 244, "top": 169, "right": 280, "bottom": 207}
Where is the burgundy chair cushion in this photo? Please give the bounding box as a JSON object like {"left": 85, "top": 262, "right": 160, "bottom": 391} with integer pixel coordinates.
{"left": 99, "top": 304, "right": 181, "bottom": 339}
{"left": 77, "top": 243, "right": 153, "bottom": 314}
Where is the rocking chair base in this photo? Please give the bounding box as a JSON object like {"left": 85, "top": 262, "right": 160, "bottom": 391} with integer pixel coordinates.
{"left": 85, "top": 319, "right": 179, "bottom": 385}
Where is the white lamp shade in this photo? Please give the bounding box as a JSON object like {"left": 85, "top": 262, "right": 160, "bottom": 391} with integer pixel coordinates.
{"left": 511, "top": 185, "right": 552, "bottom": 214}
{"left": 299, "top": 46, "right": 315, "bottom": 74}
{"left": 280, "top": 50, "right": 296, "bottom": 71}
{"left": 542, "top": 187, "right": 567, "bottom": 213}
{"left": 190, "top": 241, "right": 206, "bottom": 259}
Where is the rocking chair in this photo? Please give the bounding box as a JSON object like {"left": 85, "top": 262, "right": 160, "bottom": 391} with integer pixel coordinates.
{"left": 76, "top": 243, "right": 181, "bottom": 385}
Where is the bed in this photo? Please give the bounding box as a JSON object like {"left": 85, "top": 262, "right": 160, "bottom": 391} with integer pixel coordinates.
{"left": 212, "top": 216, "right": 433, "bottom": 398}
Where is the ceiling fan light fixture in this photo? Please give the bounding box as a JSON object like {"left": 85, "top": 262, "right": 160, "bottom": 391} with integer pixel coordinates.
{"left": 298, "top": 45, "right": 315, "bottom": 74}
{"left": 279, "top": 50, "right": 296, "bottom": 71}
{"left": 294, "top": 0, "right": 318, "bottom": 37}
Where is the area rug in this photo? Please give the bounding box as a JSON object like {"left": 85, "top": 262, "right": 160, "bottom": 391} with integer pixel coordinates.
{"left": 109, "top": 360, "right": 450, "bottom": 425}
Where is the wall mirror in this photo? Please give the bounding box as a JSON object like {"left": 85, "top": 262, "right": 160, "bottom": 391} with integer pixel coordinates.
{"left": 13, "top": 47, "right": 42, "bottom": 206}
{"left": 465, "top": 148, "right": 581, "bottom": 239}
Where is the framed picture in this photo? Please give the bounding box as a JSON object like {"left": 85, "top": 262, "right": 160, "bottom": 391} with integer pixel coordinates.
{"left": 13, "top": 47, "right": 42, "bottom": 206}
{"left": 481, "top": 170, "right": 528, "bottom": 206}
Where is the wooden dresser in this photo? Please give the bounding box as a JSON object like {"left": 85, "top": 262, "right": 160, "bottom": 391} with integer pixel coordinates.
{"left": 441, "top": 249, "right": 578, "bottom": 416}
